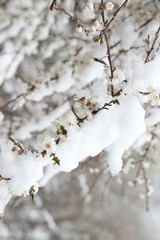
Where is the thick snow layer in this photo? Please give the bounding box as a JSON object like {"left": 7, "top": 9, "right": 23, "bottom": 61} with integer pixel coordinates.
{"left": 0, "top": 94, "right": 146, "bottom": 214}
{"left": 55, "top": 95, "right": 146, "bottom": 175}
{"left": 1, "top": 0, "right": 158, "bottom": 216}
{"left": 0, "top": 140, "right": 51, "bottom": 214}
{"left": 124, "top": 55, "right": 160, "bottom": 96}
{"left": 0, "top": 142, "right": 46, "bottom": 196}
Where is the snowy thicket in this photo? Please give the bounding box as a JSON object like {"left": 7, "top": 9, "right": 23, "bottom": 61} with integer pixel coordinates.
{"left": 0, "top": 0, "right": 160, "bottom": 215}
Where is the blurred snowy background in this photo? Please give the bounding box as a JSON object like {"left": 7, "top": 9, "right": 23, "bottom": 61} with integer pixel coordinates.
{"left": 1, "top": 0, "right": 160, "bottom": 239}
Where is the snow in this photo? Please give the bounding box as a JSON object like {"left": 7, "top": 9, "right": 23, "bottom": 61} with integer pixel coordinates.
{"left": 117, "top": 20, "right": 138, "bottom": 50}
{"left": 123, "top": 55, "right": 160, "bottom": 98}
{"left": 0, "top": 140, "right": 51, "bottom": 214}
{"left": 55, "top": 95, "right": 146, "bottom": 175}
{"left": 78, "top": 174, "right": 91, "bottom": 201}
{"left": 0, "top": 91, "right": 146, "bottom": 213}
{"left": 146, "top": 108, "right": 160, "bottom": 126}
{"left": 0, "top": 0, "right": 160, "bottom": 217}
{"left": 0, "top": 112, "right": 4, "bottom": 122}
{"left": 0, "top": 141, "right": 46, "bottom": 196}
{"left": 0, "top": 182, "right": 12, "bottom": 216}
{"left": 14, "top": 102, "right": 69, "bottom": 140}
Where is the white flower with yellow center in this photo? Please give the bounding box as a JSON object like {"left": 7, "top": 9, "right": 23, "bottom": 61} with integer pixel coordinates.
{"left": 42, "top": 135, "right": 55, "bottom": 152}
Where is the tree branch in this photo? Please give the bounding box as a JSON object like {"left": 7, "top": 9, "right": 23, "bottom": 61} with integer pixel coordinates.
{"left": 145, "top": 25, "right": 160, "bottom": 63}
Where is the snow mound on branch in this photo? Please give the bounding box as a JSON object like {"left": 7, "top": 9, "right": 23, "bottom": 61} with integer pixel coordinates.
{"left": 124, "top": 55, "right": 160, "bottom": 95}
{"left": 0, "top": 141, "right": 51, "bottom": 214}
{"left": 55, "top": 95, "right": 146, "bottom": 175}
{"left": 0, "top": 143, "right": 47, "bottom": 196}
{"left": 0, "top": 96, "right": 146, "bottom": 214}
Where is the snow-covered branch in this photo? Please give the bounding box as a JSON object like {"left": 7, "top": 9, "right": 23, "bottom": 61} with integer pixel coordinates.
{"left": 0, "top": 0, "right": 160, "bottom": 215}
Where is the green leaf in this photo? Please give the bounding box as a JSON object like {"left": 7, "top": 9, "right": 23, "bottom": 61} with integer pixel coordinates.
{"left": 50, "top": 153, "right": 61, "bottom": 166}
{"left": 94, "top": 35, "right": 100, "bottom": 43}
{"left": 94, "top": 34, "right": 104, "bottom": 45}
{"left": 112, "top": 99, "right": 120, "bottom": 105}
{"left": 29, "top": 186, "right": 35, "bottom": 201}
{"left": 60, "top": 125, "right": 67, "bottom": 136}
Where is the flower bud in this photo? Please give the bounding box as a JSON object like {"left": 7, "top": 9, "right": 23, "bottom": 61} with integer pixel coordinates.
{"left": 76, "top": 25, "right": 83, "bottom": 33}
{"left": 93, "top": 20, "right": 101, "bottom": 28}
{"left": 105, "top": 1, "right": 114, "bottom": 11}
{"left": 87, "top": 0, "right": 94, "bottom": 11}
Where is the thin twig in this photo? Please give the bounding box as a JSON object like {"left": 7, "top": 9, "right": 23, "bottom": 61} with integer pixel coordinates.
{"left": 145, "top": 25, "right": 160, "bottom": 63}
{"left": 141, "top": 167, "right": 149, "bottom": 211}
{"left": 49, "top": 0, "right": 57, "bottom": 10}
{"left": 136, "top": 18, "right": 153, "bottom": 32}
{"left": 93, "top": 57, "right": 108, "bottom": 67}
{"left": 92, "top": 99, "right": 119, "bottom": 115}
{"left": 9, "top": 137, "right": 25, "bottom": 153}
{"left": 100, "top": 0, "right": 114, "bottom": 96}
{"left": 102, "top": 0, "right": 128, "bottom": 33}
{"left": 71, "top": 105, "right": 87, "bottom": 124}
{"left": 0, "top": 175, "right": 11, "bottom": 181}
{"left": 50, "top": 4, "right": 90, "bottom": 34}
{"left": 135, "top": 132, "right": 155, "bottom": 211}
{"left": 0, "top": 92, "right": 28, "bottom": 111}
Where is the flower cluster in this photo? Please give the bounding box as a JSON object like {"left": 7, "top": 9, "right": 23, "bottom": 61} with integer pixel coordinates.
{"left": 77, "top": 1, "right": 114, "bottom": 33}
{"left": 73, "top": 88, "right": 110, "bottom": 122}
{"left": 37, "top": 123, "right": 68, "bottom": 154}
